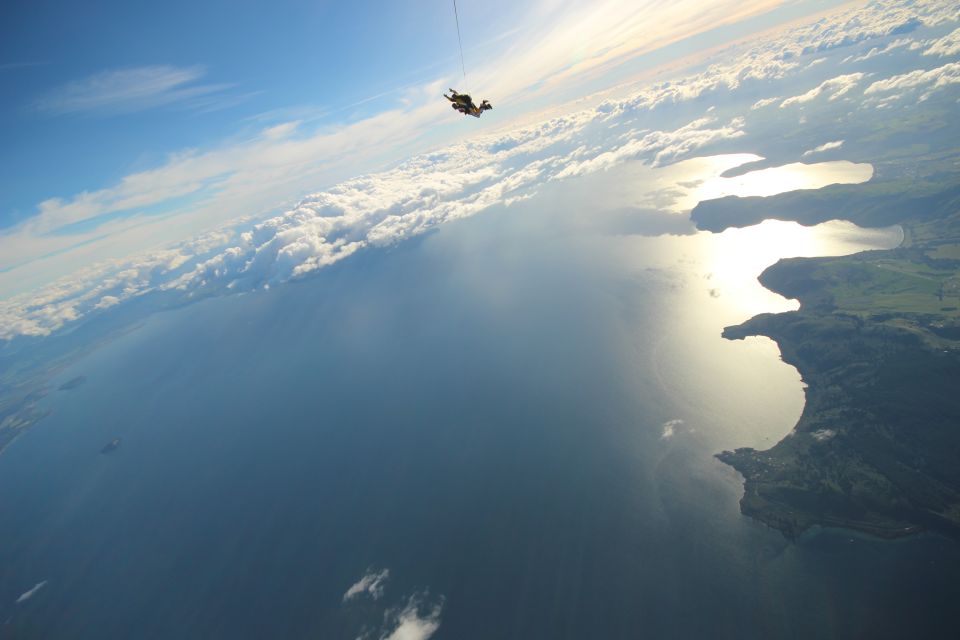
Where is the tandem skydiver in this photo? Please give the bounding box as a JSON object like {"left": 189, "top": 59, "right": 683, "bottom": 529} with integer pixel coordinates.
{"left": 444, "top": 89, "right": 493, "bottom": 118}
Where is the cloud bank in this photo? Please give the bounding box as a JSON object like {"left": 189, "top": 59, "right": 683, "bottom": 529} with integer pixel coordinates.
{"left": 3, "top": 0, "right": 959, "bottom": 342}
{"left": 0, "top": 107, "right": 745, "bottom": 340}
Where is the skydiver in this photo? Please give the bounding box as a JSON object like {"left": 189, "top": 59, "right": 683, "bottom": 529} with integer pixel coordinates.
{"left": 445, "top": 88, "right": 473, "bottom": 109}
{"left": 445, "top": 89, "right": 493, "bottom": 118}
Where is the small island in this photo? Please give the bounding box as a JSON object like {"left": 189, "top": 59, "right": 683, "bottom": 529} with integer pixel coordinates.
{"left": 100, "top": 437, "right": 122, "bottom": 454}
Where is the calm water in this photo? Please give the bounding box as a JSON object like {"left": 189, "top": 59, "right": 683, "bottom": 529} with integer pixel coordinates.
{"left": 1, "top": 157, "right": 956, "bottom": 639}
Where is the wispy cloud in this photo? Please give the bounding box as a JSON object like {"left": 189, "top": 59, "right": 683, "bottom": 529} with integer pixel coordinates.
{"left": 802, "top": 140, "right": 844, "bottom": 157}
{"left": 343, "top": 568, "right": 390, "bottom": 602}
{"left": 15, "top": 580, "right": 47, "bottom": 604}
{"left": 341, "top": 569, "right": 443, "bottom": 640}
{"left": 35, "top": 65, "right": 235, "bottom": 115}
{"left": 0, "top": 61, "right": 47, "bottom": 72}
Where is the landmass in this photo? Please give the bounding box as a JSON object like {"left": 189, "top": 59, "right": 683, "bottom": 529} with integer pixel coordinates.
{"left": 0, "top": 318, "right": 142, "bottom": 457}
{"left": 0, "top": 390, "right": 50, "bottom": 456}
{"left": 698, "top": 174, "right": 960, "bottom": 540}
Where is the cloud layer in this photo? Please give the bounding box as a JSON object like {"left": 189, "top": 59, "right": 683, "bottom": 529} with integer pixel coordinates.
{"left": 3, "top": 0, "right": 959, "bottom": 342}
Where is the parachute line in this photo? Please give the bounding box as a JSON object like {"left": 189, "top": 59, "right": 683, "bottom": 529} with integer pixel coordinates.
{"left": 453, "top": 0, "right": 467, "bottom": 85}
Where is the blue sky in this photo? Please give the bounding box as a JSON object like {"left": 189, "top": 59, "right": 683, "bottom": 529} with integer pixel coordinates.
{"left": 0, "top": 0, "right": 525, "bottom": 220}
{"left": 1, "top": 0, "right": 857, "bottom": 298}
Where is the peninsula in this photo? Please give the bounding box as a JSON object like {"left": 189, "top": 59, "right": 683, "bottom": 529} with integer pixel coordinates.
{"left": 696, "top": 174, "right": 960, "bottom": 540}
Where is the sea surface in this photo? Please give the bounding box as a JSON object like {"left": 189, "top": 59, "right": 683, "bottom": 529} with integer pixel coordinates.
{"left": 2, "top": 156, "right": 957, "bottom": 639}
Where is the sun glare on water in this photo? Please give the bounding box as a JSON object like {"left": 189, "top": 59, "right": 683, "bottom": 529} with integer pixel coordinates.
{"left": 660, "top": 155, "right": 875, "bottom": 212}
{"left": 705, "top": 219, "right": 903, "bottom": 320}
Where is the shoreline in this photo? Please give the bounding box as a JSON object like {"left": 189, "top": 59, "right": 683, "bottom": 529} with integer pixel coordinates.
{"left": 699, "top": 178, "right": 960, "bottom": 541}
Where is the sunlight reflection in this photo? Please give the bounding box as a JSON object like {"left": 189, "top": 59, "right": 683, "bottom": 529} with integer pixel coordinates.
{"left": 695, "top": 160, "right": 874, "bottom": 203}
{"left": 652, "top": 155, "right": 874, "bottom": 212}
{"left": 705, "top": 219, "right": 902, "bottom": 320}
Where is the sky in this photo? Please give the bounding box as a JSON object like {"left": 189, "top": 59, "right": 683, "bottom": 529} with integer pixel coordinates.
{"left": 3, "top": 0, "right": 958, "bottom": 342}
{"left": 0, "top": 0, "right": 855, "bottom": 293}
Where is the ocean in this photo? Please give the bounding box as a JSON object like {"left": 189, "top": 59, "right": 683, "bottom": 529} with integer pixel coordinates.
{"left": 1, "top": 157, "right": 956, "bottom": 639}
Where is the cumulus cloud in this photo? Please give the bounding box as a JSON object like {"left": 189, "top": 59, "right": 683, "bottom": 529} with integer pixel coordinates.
{"left": 3, "top": 0, "right": 786, "bottom": 281}
{"left": 780, "top": 73, "right": 867, "bottom": 107}
{"left": 864, "top": 60, "right": 960, "bottom": 101}
{"left": 344, "top": 568, "right": 390, "bottom": 602}
{"left": 924, "top": 26, "right": 960, "bottom": 57}
{"left": 15, "top": 581, "right": 47, "bottom": 605}
{"left": 4, "top": 0, "right": 959, "bottom": 342}
{"left": 802, "top": 140, "right": 845, "bottom": 157}
{"left": 845, "top": 37, "right": 915, "bottom": 63}
{"left": 380, "top": 596, "right": 444, "bottom": 640}
{"left": 0, "top": 103, "right": 756, "bottom": 341}
{"left": 552, "top": 116, "right": 745, "bottom": 180}
{"left": 0, "top": 226, "right": 237, "bottom": 340}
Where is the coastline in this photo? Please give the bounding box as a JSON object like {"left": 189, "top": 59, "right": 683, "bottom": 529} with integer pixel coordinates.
{"left": 700, "top": 178, "right": 960, "bottom": 541}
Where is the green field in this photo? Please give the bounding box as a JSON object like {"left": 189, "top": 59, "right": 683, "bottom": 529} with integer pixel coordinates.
{"left": 821, "top": 257, "right": 960, "bottom": 319}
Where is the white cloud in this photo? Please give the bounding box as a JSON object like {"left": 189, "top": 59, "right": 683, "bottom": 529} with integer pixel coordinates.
{"left": 343, "top": 568, "right": 390, "bottom": 602}
{"left": 750, "top": 96, "right": 780, "bottom": 110}
{"left": 864, "top": 60, "right": 960, "bottom": 101}
{"left": 802, "top": 140, "right": 845, "bottom": 157}
{"left": 0, "top": 226, "right": 237, "bottom": 339}
{"left": 4, "top": 0, "right": 786, "bottom": 279}
{"left": 780, "top": 73, "right": 867, "bottom": 107}
{"left": 0, "top": 102, "right": 758, "bottom": 341}
{"left": 924, "top": 26, "right": 960, "bottom": 57}
{"left": 34, "top": 65, "right": 235, "bottom": 115}
{"left": 811, "top": 429, "right": 836, "bottom": 441}
{"left": 456, "top": 0, "right": 787, "bottom": 105}
{"left": 550, "top": 116, "right": 746, "bottom": 179}
{"left": 4, "top": 0, "right": 960, "bottom": 342}
{"left": 15, "top": 580, "right": 47, "bottom": 605}
{"left": 661, "top": 419, "right": 683, "bottom": 440}
{"left": 93, "top": 295, "right": 120, "bottom": 310}
{"left": 380, "top": 596, "right": 443, "bottom": 640}
{"left": 846, "top": 37, "right": 915, "bottom": 63}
